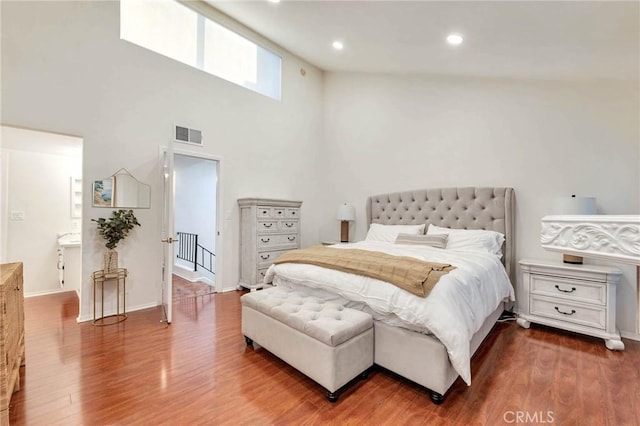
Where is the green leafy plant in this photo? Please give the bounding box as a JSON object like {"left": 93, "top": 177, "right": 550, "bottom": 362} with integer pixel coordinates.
{"left": 92, "top": 209, "right": 141, "bottom": 250}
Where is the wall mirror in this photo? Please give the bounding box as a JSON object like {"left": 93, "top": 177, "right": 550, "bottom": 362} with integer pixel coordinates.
{"left": 92, "top": 168, "right": 151, "bottom": 208}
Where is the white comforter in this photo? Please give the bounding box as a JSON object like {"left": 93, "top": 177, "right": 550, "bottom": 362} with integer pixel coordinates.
{"left": 264, "top": 241, "right": 515, "bottom": 385}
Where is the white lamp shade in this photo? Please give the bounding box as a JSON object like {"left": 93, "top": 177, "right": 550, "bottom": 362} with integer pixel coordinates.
{"left": 552, "top": 196, "right": 596, "bottom": 215}
{"left": 337, "top": 204, "right": 356, "bottom": 221}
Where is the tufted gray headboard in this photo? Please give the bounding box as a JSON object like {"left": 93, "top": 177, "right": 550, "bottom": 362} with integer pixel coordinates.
{"left": 366, "top": 187, "right": 515, "bottom": 283}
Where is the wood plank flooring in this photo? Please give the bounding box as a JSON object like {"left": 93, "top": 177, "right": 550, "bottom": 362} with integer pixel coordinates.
{"left": 8, "top": 289, "right": 640, "bottom": 425}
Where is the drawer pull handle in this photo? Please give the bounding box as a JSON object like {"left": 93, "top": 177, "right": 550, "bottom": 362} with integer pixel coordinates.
{"left": 261, "top": 238, "right": 270, "bottom": 243}
{"left": 260, "top": 272, "right": 265, "bottom": 277}
{"left": 555, "top": 285, "right": 576, "bottom": 293}
{"left": 260, "top": 254, "right": 270, "bottom": 260}
{"left": 262, "top": 210, "right": 268, "bottom": 215}
{"left": 285, "top": 223, "right": 294, "bottom": 228}
{"left": 554, "top": 306, "right": 576, "bottom": 316}
{"left": 288, "top": 236, "right": 296, "bottom": 241}
{"left": 277, "top": 211, "right": 283, "bottom": 215}
{"left": 263, "top": 223, "right": 273, "bottom": 228}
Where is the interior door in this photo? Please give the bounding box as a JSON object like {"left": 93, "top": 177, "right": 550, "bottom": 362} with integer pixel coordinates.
{"left": 161, "top": 147, "right": 176, "bottom": 324}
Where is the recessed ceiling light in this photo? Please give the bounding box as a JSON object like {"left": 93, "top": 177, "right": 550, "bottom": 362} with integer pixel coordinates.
{"left": 332, "top": 41, "right": 344, "bottom": 50}
{"left": 446, "top": 34, "right": 464, "bottom": 45}
{"left": 268, "top": 0, "right": 280, "bottom": 3}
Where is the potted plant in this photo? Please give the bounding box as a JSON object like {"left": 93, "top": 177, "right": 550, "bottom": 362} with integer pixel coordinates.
{"left": 92, "top": 209, "right": 141, "bottom": 273}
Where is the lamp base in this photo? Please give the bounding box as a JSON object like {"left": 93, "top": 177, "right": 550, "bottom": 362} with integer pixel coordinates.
{"left": 563, "top": 254, "right": 584, "bottom": 264}
{"left": 340, "top": 221, "right": 349, "bottom": 243}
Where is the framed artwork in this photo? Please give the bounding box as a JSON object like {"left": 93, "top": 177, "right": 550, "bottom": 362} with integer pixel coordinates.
{"left": 92, "top": 178, "right": 114, "bottom": 207}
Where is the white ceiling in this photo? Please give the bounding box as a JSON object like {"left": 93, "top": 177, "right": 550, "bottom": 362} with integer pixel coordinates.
{"left": 206, "top": 0, "right": 639, "bottom": 81}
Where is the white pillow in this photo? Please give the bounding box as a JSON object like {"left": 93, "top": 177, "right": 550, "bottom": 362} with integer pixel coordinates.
{"left": 394, "top": 233, "right": 448, "bottom": 249}
{"left": 365, "top": 223, "right": 426, "bottom": 243}
{"left": 427, "top": 224, "right": 504, "bottom": 256}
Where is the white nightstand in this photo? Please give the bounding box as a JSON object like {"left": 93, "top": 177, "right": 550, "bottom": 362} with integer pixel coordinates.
{"left": 517, "top": 259, "right": 624, "bottom": 350}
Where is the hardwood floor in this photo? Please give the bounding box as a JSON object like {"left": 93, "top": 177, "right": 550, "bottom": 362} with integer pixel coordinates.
{"left": 8, "top": 290, "right": 640, "bottom": 425}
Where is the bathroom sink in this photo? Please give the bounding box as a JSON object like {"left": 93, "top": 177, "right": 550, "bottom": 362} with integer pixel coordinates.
{"left": 58, "top": 233, "right": 81, "bottom": 247}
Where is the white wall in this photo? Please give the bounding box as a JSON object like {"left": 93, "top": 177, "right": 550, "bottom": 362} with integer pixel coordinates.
{"left": 321, "top": 73, "right": 639, "bottom": 336}
{"left": 0, "top": 126, "right": 82, "bottom": 295}
{"left": 1, "top": 1, "right": 324, "bottom": 320}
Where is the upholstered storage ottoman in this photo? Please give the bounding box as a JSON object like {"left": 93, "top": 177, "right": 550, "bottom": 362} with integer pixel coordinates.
{"left": 241, "top": 287, "right": 373, "bottom": 402}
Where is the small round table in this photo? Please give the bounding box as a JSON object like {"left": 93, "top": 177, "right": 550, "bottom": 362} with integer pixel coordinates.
{"left": 92, "top": 268, "right": 127, "bottom": 326}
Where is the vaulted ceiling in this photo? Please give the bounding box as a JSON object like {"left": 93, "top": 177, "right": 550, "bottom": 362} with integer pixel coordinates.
{"left": 207, "top": 0, "right": 639, "bottom": 81}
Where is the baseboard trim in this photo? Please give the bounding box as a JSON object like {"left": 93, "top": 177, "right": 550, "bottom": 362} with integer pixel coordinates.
{"left": 172, "top": 264, "right": 214, "bottom": 286}
{"left": 620, "top": 331, "right": 640, "bottom": 342}
{"left": 25, "top": 288, "right": 73, "bottom": 298}
{"left": 76, "top": 301, "right": 158, "bottom": 323}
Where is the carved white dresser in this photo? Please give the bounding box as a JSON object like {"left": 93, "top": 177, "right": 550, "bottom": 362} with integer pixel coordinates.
{"left": 517, "top": 259, "right": 624, "bottom": 350}
{"left": 238, "top": 198, "right": 302, "bottom": 290}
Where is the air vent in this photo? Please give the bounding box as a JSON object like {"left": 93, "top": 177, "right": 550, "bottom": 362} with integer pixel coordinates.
{"left": 174, "top": 125, "right": 203, "bottom": 146}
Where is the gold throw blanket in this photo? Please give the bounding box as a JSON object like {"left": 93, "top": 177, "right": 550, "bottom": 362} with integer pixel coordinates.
{"left": 273, "top": 245, "right": 455, "bottom": 297}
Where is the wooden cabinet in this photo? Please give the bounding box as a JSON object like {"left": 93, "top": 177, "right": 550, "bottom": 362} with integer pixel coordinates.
{"left": 517, "top": 259, "right": 624, "bottom": 350}
{"left": 1, "top": 262, "right": 25, "bottom": 424}
{"left": 238, "top": 198, "right": 302, "bottom": 290}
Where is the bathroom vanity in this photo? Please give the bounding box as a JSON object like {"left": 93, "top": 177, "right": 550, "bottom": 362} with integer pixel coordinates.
{"left": 57, "top": 233, "right": 81, "bottom": 294}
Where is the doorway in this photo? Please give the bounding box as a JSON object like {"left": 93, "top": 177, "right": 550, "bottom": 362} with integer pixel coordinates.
{"left": 0, "top": 125, "right": 83, "bottom": 316}
{"left": 161, "top": 148, "right": 220, "bottom": 324}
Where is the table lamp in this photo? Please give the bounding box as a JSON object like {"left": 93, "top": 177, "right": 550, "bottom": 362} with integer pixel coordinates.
{"left": 337, "top": 204, "right": 355, "bottom": 243}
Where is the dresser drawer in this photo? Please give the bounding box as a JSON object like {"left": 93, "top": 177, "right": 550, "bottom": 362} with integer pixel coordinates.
{"left": 530, "top": 275, "right": 606, "bottom": 305}
{"left": 257, "top": 267, "right": 269, "bottom": 282}
{"left": 257, "top": 220, "right": 299, "bottom": 234}
{"left": 257, "top": 234, "right": 298, "bottom": 249}
{"left": 257, "top": 206, "right": 288, "bottom": 219}
{"left": 257, "top": 249, "right": 290, "bottom": 266}
{"left": 278, "top": 220, "right": 298, "bottom": 232}
{"left": 285, "top": 208, "right": 299, "bottom": 218}
{"left": 257, "top": 220, "right": 279, "bottom": 233}
{"left": 257, "top": 206, "right": 272, "bottom": 218}
{"left": 529, "top": 295, "right": 606, "bottom": 330}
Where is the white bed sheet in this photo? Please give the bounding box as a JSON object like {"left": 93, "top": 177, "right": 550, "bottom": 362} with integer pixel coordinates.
{"left": 264, "top": 241, "right": 515, "bottom": 385}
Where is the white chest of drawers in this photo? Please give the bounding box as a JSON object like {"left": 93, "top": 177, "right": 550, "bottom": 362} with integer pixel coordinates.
{"left": 238, "top": 198, "right": 302, "bottom": 290}
{"left": 517, "top": 259, "right": 624, "bottom": 350}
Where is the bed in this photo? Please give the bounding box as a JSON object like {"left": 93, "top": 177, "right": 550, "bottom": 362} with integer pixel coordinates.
{"left": 265, "top": 187, "right": 516, "bottom": 403}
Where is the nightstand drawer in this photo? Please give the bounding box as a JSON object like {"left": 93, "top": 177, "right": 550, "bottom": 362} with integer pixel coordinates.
{"left": 530, "top": 275, "right": 606, "bottom": 305}
{"left": 529, "top": 295, "right": 606, "bottom": 330}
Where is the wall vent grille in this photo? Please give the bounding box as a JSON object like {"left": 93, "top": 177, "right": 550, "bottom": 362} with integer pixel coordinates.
{"left": 174, "top": 125, "right": 203, "bottom": 146}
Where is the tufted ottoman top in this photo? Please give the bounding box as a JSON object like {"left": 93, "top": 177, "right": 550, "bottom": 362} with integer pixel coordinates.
{"left": 241, "top": 287, "right": 373, "bottom": 347}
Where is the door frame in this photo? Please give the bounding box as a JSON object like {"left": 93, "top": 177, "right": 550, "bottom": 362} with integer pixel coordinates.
{"left": 159, "top": 146, "right": 224, "bottom": 295}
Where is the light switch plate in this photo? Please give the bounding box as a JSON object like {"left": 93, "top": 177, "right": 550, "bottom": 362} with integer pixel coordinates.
{"left": 10, "top": 210, "right": 25, "bottom": 221}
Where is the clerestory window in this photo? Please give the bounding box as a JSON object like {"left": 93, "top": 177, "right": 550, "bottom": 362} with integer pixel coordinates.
{"left": 120, "top": 0, "right": 282, "bottom": 100}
